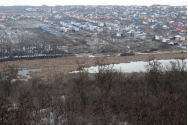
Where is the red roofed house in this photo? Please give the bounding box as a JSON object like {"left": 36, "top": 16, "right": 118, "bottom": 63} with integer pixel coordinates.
{"left": 178, "top": 22, "right": 184, "bottom": 27}
{"left": 132, "top": 10, "right": 135, "bottom": 13}
{"left": 172, "top": 15, "right": 177, "bottom": 18}
{"left": 179, "top": 28, "right": 186, "bottom": 33}
{"left": 161, "top": 16, "right": 167, "bottom": 19}
{"left": 126, "top": 17, "right": 130, "bottom": 21}
{"left": 148, "top": 17, "right": 154, "bottom": 19}
{"left": 172, "top": 21, "right": 178, "bottom": 25}
{"left": 1, "top": 15, "right": 6, "bottom": 19}
{"left": 150, "top": 5, "right": 157, "bottom": 8}
{"left": 104, "top": 16, "right": 109, "bottom": 20}
{"left": 169, "top": 21, "right": 178, "bottom": 26}
{"left": 148, "top": 17, "right": 155, "bottom": 22}
{"left": 114, "top": 20, "right": 120, "bottom": 24}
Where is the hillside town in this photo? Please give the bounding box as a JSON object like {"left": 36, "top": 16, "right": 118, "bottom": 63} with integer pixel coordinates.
{"left": 0, "top": 5, "right": 187, "bottom": 59}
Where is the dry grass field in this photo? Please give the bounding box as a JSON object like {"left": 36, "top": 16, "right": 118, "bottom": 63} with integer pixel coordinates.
{"left": 0, "top": 52, "right": 186, "bottom": 80}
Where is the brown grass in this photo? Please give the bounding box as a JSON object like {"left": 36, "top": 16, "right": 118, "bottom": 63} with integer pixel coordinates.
{"left": 0, "top": 52, "right": 186, "bottom": 80}
{"left": 18, "top": 75, "right": 28, "bottom": 79}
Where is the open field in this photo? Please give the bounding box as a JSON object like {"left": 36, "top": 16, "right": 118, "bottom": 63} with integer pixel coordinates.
{"left": 0, "top": 19, "right": 51, "bottom": 29}
{"left": 0, "top": 52, "right": 186, "bottom": 80}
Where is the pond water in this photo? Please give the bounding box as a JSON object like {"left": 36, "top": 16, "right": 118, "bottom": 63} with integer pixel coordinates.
{"left": 17, "top": 68, "right": 42, "bottom": 81}
{"left": 71, "top": 59, "right": 187, "bottom": 73}
{"left": 76, "top": 53, "right": 98, "bottom": 58}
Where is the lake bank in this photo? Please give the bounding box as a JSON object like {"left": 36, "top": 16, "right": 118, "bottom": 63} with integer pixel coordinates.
{"left": 70, "top": 59, "right": 187, "bottom": 73}
{"left": 0, "top": 52, "right": 186, "bottom": 80}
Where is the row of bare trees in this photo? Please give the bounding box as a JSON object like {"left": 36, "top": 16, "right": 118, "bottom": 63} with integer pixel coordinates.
{"left": 0, "top": 30, "right": 67, "bottom": 60}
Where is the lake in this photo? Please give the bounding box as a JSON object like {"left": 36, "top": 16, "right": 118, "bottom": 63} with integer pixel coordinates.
{"left": 71, "top": 59, "right": 187, "bottom": 73}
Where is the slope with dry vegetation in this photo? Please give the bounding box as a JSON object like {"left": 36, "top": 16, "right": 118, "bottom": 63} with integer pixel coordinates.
{"left": 0, "top": 56, "right": 187, "bottom": 124}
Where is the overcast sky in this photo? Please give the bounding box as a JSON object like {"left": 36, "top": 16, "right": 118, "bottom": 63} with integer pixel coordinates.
{"left": 0, "top": 0, "right": 187, "bottom": 6}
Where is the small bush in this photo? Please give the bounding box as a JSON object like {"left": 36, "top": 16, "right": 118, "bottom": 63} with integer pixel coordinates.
{"left": 120, "top": 52, "right": 135, "bottom": 56}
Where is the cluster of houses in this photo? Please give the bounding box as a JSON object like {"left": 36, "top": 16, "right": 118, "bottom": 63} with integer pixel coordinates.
{"left": 42, "top": 19, "right": 104, "bottom": 34}
{"left": 38, "top": 25, "right": 62, "bottom": 37}
{"left": 62, "top": 5, "right": 186, "bottom": 39}
{"left": 0, "top": 5, "right": 187, "bottom": 48}
{"left": 0, "top": 14, "right": 41, "bottom": 21}
{"left": 155, "top": 34, "right": 186, "bottom": 48}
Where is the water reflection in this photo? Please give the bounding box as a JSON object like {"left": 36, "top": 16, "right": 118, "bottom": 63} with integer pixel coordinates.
{"left": 71, "top": 59, "right": 187, "bottom": 73}
{"left": 17, "top": 68, "right": 42, "bottom": 81}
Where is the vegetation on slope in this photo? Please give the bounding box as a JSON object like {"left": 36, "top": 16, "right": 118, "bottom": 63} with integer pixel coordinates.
{"left": 0, "top": 57, "right": 187, "bottom": 124}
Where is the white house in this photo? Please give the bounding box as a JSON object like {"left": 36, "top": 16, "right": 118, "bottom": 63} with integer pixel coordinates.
{"left": 73, "top": 27, "right": 79, "bottom": 32}
{"left": 11, "top": 16, "right": 19, "bottom": 20}
{"left": 116, "top": 32, "right": 122, "bottom": 37}
{"left": 143, "top": 21, "right": 148, "bottom": 25}
{"left": 148, "top": 19, "right": 155, "bottom": 22}
{"left": 150, "top": 25, "right": 155, "bottom": 29}
{"left": 155, "top": 34, "right": 163, "bottom": 40}
{"left": 162, "top": 37, "right": 170, "bottom": 42}
{"left": 162, "top": 25, "right": 169, "bottom": 29}
{"left": 98, "top": 22, "right": 104, "bottom": 27}
{"left": 89, "top": 27, "right": 95, "bottom": 32}
{"left": 55, "top": 15, "right": 61, "bottom": 19}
